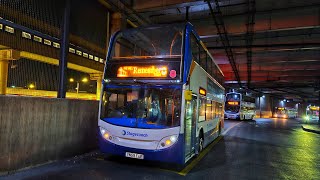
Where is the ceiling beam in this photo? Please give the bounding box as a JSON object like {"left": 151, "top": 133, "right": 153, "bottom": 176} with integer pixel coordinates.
{"left": 200, "top": 25, "right": 320, "bottom": 39}
{"left": 133, "top": 0, "right": 246, "bottom": 13}
{"left": 99, "top": 0, "right": 151, "bottom": 25}
{"left": 207, "top": 42, "right": 320, "bottom": 49}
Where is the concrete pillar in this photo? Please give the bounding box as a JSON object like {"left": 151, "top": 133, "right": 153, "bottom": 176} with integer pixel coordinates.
{"left": 111, "top": 12, "right": 127, "bottom": 57}
{"left": 96, "top": 75, "right": 103, "bottom": 101}
{"left": 0, "top": 49, "right": 20, "bottom": 95}
{"left": 57, "top": 0, "right": 71, "bottom": 98}
{"left": 0, "top": 60, "right": 9, "bottom": 95}
{"left": 111, "top": 12, "right": 126, "bottom": 34}
{"left": 90, "top": 73, "right": 103, "bottom": 100}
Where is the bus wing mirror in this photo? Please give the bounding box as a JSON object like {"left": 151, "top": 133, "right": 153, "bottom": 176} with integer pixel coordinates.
{"left": 185, "top": 90, "right": 192, "bottom": 101}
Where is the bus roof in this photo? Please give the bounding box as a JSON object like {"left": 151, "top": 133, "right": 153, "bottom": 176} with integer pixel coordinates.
{"left": 112, "top": 22, "right": 224, "bottom": 77}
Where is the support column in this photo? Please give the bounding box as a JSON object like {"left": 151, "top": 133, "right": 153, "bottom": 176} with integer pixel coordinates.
{"left": 90, "top": 73, "right": 103, "bottom": 100}
{"left": 57, "top": 0, "right": 71, "bottom": 98}
{"left": 0, "top": 49, "right": 20, "bottom": 95}
{"left": 111, "top": 12, "right": 127, "bottom": 57}
{"left": 111, "top": 12, "right": 127, "bottom": 34}
{"left": 0, "top": 60, "right": 8, "bottom": 95}
{"left": 96, "top": 75, "right": 102, "bottom": 101}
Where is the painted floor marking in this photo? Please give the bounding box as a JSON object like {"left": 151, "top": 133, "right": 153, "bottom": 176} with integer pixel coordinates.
{"left": 222, "top": 121, "right": 243, "bottom": 136}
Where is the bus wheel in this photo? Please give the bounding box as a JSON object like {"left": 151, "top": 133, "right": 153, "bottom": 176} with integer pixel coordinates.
{"left": 198, "top": 135, "right": 204, "bottom": 153}
{"left": 218, "top": 122, "right": 222, "bottom": 135}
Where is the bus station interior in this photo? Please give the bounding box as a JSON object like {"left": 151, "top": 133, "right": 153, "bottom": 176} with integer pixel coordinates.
{"left": 0, "top": 0, "right": 320, "bottom": 179}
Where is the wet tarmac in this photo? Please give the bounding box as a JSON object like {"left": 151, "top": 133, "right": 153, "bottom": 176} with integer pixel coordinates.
{"left": 2, "top": 118, "right": 320, "bottom": 180}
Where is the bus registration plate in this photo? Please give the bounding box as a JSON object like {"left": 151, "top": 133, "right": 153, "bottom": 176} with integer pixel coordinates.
{"left": 125, "top": 152, "right": 144, "bottom": 159}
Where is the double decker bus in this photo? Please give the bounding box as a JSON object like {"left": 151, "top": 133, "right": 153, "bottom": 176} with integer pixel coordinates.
{"left": 224, "top": 92, "right": 256, "bottom": 120}
{"left": 305, "top": 105, "right": 319, "bottom": 121}
{"left": 273, "top": 107, "right": 288, "bottom": 118}
{"left": 98, "top": 23, "right": 225, "bottom": 165}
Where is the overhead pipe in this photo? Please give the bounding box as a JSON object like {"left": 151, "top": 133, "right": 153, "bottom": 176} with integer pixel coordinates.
{"left": 206, "top": 0, "right": 241, "bottom": 87}
{"left": 245, "top": 0, "right": 255, "bottom": 88}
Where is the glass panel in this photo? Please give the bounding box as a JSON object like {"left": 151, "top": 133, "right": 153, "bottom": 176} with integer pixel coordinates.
{"left": 212, "top": 101, "right": 217, "bottom": 118}
{"left": 110, "top": 24, "right": 184, "bottom": 59}
{"left": 218, "top": 103, "right": 223, "bottom": 117}
{"left": 199, "top": 97, "right": 206, "bottom": 122}
{"left": 206, "top": 100, "right": 212, "bottom": 120}
{"left": 100, "top": 85, "right": 181, "bottom": 129}
{"left": 199, "top": 49, "right": 207, "bottom": 70}
{"left": 207, "top": 54, "right": 212, "bottom": 77}
{"left": 226, "top": 93, "right": 241, "bottom": 101}
{"left": 225, "top": 103, "right": 240, "bottom": 114}
{"left": 191, "top": 35, "right": 200, "bottom": 63}
{"left": 184, "top": 96, "right": 197, "bottom": 158}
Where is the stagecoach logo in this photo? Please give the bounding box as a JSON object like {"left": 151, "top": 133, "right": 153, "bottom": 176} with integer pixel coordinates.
{"left": 122, "top": 130, "right": 148, "bottom": 137}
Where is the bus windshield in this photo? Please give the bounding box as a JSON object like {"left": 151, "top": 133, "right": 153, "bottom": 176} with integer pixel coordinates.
{"left": 309, "top": 110, "right": 319, "bottom": 116}
{"left": 100, "top": 85, "right": 181, "bottom": 129}
{"left": 275, "top": 108, "right": 287, "bottom": 115}
{"left": 110, "top": 24, "right": 183, "bottom": 59}
{"left": 226, "top": 93, "right": 241, "bottom": 101}
{"left": 225, "top": 104, "right": 240, "bottom": 113}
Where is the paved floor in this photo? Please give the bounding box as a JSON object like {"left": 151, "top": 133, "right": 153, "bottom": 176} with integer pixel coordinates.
{"left": 2, "top": 118, "right": 320, "bottom": 180}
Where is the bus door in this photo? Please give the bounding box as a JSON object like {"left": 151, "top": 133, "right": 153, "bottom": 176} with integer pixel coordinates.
{"left": 184, "top": 95, "right": 197, "bottom": 159}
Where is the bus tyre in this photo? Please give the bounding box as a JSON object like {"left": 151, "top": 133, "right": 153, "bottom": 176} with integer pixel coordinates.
{"left": 218, "top": 123, "right": 222, "bottom": 135}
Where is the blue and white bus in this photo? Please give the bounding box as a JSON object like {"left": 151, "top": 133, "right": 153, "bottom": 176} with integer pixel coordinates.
{"left": 224, "top": 92, "right": 255, "bottom": 120}
{"left": 98, "top": 23, "right": 225, "bottom": 165}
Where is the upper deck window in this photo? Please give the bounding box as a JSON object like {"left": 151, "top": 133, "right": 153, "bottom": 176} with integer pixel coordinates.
{"left": 110, "top": 25, "right": 183, "bottom": 60}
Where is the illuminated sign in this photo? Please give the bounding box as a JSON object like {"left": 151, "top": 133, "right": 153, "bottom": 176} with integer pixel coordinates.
{"left": 310, "top": 106, "right": 319, "bottom": 111}
{"left": 117, "top": 66, "right": 168, "bottom": 78}
{"left": 169, "top": 70, "right": 177, "bottom": 78}
{"left": 199, "top": 88, "right": 206, "bottom": 96}
{"left": 227, "top": 101, "right": 239, "bottom": 105}
{"left": 277, "top": 107, "right": 285, "bottom": 110}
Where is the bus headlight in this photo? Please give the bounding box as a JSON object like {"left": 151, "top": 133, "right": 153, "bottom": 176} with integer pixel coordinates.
{"left": 304, "top": 116, "right": 310, "bottom": 121}
{"left": 157, "top": 135, "right": 178, "bottom": 150}
{"left": 99, "top": 127, "right": 113, "bottom": 141}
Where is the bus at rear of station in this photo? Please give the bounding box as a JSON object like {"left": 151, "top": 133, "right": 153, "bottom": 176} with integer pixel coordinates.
{"left": 273, "top": 107, "right": 288, "bottom": 118}
{"left": 98, "top": 23, "right": 225, "bottom": 165}
{"left": 287, "top": 108, "right": 298, "bottom": 118}
{"left": 224, "top": 92, "right": 256, "bottom": 120}
{"left": 305, "top": 105, "right": 319, "bottom": 122}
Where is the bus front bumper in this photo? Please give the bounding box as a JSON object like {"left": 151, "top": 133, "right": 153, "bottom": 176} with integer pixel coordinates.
{"left": 98, "top": 133, "right": 185, "bottom": 164}
{"left": 225, "top": 114, "right": 239, "bottom": 119}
